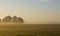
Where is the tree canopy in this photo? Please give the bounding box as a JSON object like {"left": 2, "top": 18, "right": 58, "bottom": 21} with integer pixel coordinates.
{"left": 0, "top": 15, "right": 24, "bottom": 24}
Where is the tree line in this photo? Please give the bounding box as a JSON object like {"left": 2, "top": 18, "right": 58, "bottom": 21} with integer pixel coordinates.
{"left": 0, "top": 15, "right": 24, "bottom": 23}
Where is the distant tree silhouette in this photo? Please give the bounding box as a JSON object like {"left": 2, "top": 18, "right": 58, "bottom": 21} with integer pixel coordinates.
{"left": 2, "top": 15, "right": 12, "bottom": 23}
{"left": 2, "top": 18, "right": 5, "bottom": 22}
{"left": 17, "top": 17, "right": 24, "bottom": 23}
{"left": 0, "top": 18, "right": 1, "bottom": 23}
{"left": 1, "top": 15, "right": 24, "bottom": 24}
{"left": 12, "top": 16, "right": 18, "bottom": 23}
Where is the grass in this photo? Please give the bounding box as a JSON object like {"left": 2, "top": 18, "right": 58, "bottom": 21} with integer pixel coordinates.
{"left": 0, "top": 24, "right": 60, "bottom": 36}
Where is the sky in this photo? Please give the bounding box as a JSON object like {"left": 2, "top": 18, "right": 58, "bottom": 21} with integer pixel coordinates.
{"left": 0, "top": 0, "right": 60, "bottom": 24}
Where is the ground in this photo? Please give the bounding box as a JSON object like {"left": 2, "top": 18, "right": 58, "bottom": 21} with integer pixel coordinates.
{"left": 0, "top": 24, "right": 60, "bottom": 36}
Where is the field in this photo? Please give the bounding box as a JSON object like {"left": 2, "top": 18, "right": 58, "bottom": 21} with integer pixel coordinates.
{"left": 0, "top": 24, "right": 60, "bottom": 36}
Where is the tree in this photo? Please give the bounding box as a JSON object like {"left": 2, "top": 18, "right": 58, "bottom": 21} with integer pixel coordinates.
{"left": 12, "top": 16, "right": 18, "bottom": 23}
{"left": 2, "top": 15, "right": 24, "bottom": 24}
{"left": 2, "top": 18, "right": 5, "bottom": 22}
{"left": 2, "top": 15, "right": 12, "bottom": 23}
{"left": 17, "top": 17, "right": 24, "bottom": 23}
{"left": 0, "top": 18, "right": 1, "bottom": 23}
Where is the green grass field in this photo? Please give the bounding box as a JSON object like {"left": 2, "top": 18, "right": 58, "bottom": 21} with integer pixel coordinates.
{"left": 0, "top": 24, "right": 60, "bottom": 36}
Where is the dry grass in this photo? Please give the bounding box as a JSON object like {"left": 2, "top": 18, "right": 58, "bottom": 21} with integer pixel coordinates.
{"left": 0, "top": 24, "right": 60, "bottom": 36}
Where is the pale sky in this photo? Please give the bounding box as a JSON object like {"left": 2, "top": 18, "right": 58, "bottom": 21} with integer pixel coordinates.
{"left": 0, "top": 0, "right": 60, "bottom": 24}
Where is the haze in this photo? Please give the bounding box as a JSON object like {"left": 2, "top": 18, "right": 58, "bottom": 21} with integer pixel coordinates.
{"left": 0, "top": 0, "right": 60, "bottom": 24}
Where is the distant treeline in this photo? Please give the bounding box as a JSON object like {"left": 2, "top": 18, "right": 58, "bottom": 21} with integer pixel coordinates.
{"left": 0, "top": 15, "right": 24, "bottom": 23}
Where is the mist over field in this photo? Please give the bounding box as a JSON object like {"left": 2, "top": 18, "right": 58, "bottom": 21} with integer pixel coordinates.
{"left": 0, "top": 0, "right": 60, "bottom": 36}
{"left": 0, "top": 24, "right": 59, "bottom": 36}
